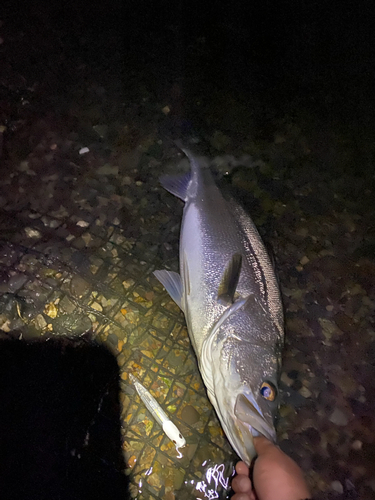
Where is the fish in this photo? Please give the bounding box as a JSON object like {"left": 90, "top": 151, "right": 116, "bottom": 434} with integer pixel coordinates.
{"left": 153, "top": 147, "right": 284, "bottom": 464}
{"left": 129, "top": 373, "right": 186, "bottom": 450}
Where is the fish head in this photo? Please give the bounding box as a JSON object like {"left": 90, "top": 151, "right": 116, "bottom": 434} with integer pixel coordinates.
{"left": 205, "top": 294, "right": 283, "bottom": 465}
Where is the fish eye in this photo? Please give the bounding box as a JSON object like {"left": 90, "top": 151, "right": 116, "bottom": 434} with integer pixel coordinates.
{"left": 260, "top": 382, "right": 276, "bottom": 401}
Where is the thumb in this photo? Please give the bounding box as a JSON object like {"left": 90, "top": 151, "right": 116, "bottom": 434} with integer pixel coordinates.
{"left": 253, "top": 436, "right": 276, "bottom": 455}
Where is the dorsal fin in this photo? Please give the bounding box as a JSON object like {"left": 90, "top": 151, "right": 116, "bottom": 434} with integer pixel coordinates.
{"left": 217, "top": 253, "right": 242, "bottom": 305}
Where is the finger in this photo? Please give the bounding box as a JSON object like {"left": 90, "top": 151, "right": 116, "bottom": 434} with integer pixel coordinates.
{"left": 253, "top": 435, "right": 275, "bottom": 454}
{"left": 235, "top": 461, "right": 250, "bottom": 476}
{"left": 232, "top": 474, "right": 252, "bottom": 493}
{"left": 232, "top": 492, "right": 255, "bottom": 500}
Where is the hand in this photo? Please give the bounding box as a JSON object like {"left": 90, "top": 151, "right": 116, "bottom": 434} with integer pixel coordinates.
{"left": 231, "top": 436, "right": 311, "bottom": 500}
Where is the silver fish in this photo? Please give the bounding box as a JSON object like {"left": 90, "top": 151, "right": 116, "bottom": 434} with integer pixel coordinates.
{"left": 154, "top": 148, "right": 284, "bottom": 464}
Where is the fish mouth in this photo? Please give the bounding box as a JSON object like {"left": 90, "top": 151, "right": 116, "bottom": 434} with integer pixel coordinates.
{"left": 232, "top": 393, "right": 276, "bottom": 463}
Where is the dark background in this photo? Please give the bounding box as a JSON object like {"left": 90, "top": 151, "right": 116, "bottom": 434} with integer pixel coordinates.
{"left": 3, "top": 0, "right": 374, "bottom": 128}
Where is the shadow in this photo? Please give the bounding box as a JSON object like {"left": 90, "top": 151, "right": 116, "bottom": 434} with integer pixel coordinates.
{"left": 0, "top": 334, "right": 130, "bottom": 500}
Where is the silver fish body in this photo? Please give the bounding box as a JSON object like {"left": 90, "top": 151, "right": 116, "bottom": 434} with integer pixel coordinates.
{"left": 154, "top": 149, "right": 284, "bottom": 464}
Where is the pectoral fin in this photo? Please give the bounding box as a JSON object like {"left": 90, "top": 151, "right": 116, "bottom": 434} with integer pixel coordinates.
{"left": 217, "top": 253, "right": 242, "bottom": 305}
{"left": 153, "top": 270, "right": 184, "bottom": 311}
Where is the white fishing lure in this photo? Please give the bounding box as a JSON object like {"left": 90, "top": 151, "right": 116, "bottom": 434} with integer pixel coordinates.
{"left": 129, "top": 373, "right": 186, "bottom": 450}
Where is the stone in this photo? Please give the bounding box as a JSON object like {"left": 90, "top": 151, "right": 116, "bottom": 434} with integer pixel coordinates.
{"left": 331, "top": 481, "right": 344, "bottom": 494}
{"left": 180, "top": 405, "right": 200, "bottom": 425}
{"left": 329, "top": 408, "right": 349, "bottom": 426}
